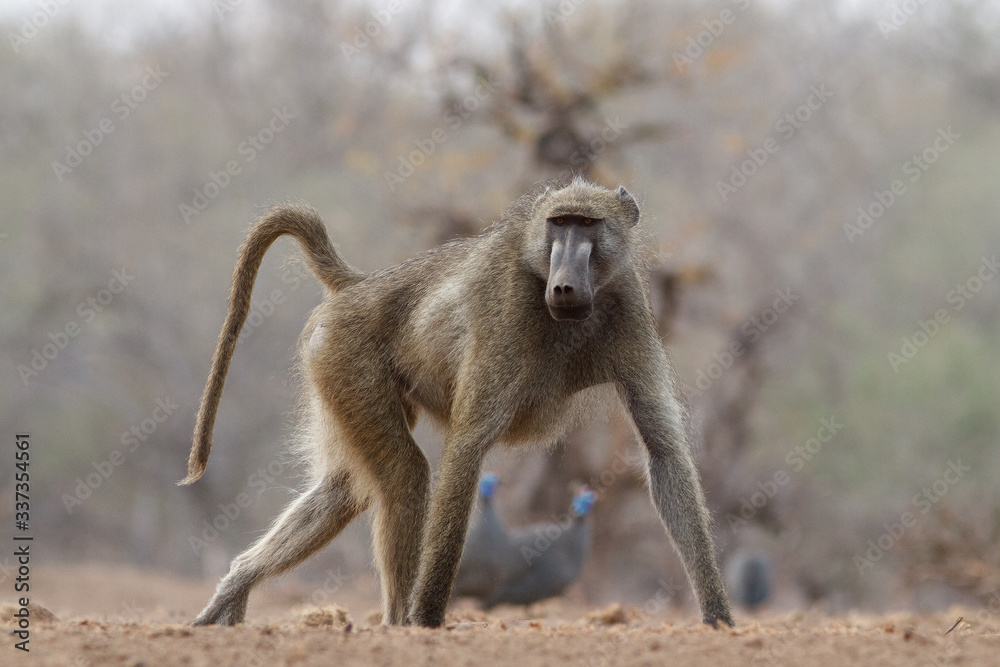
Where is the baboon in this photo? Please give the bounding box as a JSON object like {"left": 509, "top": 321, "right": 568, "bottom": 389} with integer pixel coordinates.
{"left": 181, "top": 178, "right": 734, "bottom": 628}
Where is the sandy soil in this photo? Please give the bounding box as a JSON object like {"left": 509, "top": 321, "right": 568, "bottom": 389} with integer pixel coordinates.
{"left": 2, "top": 564, "right": 999, "bottom": 666}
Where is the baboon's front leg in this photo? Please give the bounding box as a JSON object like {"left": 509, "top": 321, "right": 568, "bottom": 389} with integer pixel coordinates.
{"left": 619, "top": 368, "right": 734, "bottom": 628}
{"left": 407, "top": 435, "right": 490, "bottom": 627}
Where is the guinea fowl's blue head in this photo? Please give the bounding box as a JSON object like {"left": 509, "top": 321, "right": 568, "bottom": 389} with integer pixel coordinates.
{"left": 571, "top": 487, "right": 597, "bottom": 517}
{"left": 479, "top": 472, "right": 499, "bottom": 498}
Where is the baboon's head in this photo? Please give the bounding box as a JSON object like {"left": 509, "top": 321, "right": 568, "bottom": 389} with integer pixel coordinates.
{"left": 525, "top": 179, "right": 640, "bottom": 321}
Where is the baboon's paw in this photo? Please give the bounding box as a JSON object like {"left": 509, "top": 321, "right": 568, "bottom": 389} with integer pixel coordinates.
{"left": 192, "top": 604, "right": 244, "bottom": 627}
{"left": 703, "top": 611, "right": 735, "bottom": 629}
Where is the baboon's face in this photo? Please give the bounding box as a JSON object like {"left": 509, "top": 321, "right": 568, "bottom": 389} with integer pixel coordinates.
{"left": 531, "top": 184, "right": 640, "bottom": 322}
{"left": 545, "top": 215, "right": 601, "bottom": 321}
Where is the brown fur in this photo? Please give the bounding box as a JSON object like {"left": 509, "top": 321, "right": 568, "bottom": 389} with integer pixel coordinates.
{"left": 182, "top": 178, "right": 733, "bottom": 628}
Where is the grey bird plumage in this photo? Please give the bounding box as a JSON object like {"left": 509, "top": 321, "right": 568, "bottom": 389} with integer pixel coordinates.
{"left": 724, "top": 549, "right": 771, "bottom": 608}
{"left": 482, "top": 487, "right": 597, "bottom": 608}
{"left": 452, "top": 473, "right": 510, "bottom": 600}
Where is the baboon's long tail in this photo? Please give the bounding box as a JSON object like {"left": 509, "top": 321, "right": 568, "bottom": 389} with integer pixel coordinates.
{"left": 179, "top": 205, "right": 363, "bottom": 485}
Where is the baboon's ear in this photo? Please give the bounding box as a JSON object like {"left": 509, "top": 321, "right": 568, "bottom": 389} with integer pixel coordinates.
{"left": 617, "top": 186, "right": 640, "bottom": 227}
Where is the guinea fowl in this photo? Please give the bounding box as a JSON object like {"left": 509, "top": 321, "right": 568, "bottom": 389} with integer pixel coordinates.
{"left": 482, "top": 486, "right": 597, "bottom": 608}
{"left": 452, "top": 473, "right": 511, "bottom": 600}
{"left": 724, "top": 549, "right": 771, "bottom": 608}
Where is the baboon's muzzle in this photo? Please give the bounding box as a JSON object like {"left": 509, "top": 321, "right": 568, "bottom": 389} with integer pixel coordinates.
{"left": 546, "top": 231, "right": 594, "bottom": 321}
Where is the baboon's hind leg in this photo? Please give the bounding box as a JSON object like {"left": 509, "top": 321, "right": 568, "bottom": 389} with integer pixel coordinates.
{"left": 193, "top": 472, "right": 365, "bottom": 626}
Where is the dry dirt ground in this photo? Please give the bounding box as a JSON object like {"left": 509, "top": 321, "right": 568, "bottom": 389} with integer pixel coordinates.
{"left": 2, "top": 564, "right": 999, "bottom": 666}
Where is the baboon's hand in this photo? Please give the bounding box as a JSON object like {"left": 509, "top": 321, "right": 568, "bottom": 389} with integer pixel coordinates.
{"left": 408, "top": 609, "right": 446, "bottom": 628}
{"left": 703, "top": 608, "right": 735, "bottom": 629}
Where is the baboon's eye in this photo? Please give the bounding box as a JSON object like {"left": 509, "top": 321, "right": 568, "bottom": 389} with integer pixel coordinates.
{"left": 555, "top": 217, "right": 564, "bottom": 225}
{"left": 583, "top": 218, "right": 592, "bottom": 225}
